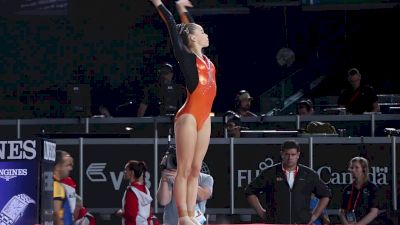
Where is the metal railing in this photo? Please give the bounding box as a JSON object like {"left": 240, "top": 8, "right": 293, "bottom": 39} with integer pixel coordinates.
{"left": 1, "top": 114, "right": 399, "bottom": 139}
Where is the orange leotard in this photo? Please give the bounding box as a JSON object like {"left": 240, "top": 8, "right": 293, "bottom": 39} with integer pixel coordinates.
{"left": 175, "top": 55, "right": 217, "bottom": 130}
{"left": 157, "top": 5, "right": 217, "bottom": 131}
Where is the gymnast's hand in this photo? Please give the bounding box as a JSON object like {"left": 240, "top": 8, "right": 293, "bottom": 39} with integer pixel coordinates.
{"left": 148, "top": 0, "right": 162, "bottom": 7}
{"left": 176, "top": 0, "right": 193, "bottom": 9}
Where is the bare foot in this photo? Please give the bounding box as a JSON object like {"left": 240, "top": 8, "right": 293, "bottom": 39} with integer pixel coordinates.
{"left": 190, "top": 217, "right": 202, "bottom": 225}
{"left": 178, "top": 216, "right": 196, "bottom": 225}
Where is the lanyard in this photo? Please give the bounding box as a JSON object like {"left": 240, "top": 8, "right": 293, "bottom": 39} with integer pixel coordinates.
{"left": 347, "top": 88, "right": 362, "bottom": 107}
{"left": 347, "top": 184, "right": 362, "bottom": 212}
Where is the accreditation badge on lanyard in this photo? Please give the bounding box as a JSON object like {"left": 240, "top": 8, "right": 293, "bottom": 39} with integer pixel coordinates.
{"left": 346, "top": 211, "right": 357, "bottom": 223}
{"left": 346, "top": 184, "right": 361, "bottom": 223}
{"left": 194, "top": 204, "right": 206, "bottom": 224}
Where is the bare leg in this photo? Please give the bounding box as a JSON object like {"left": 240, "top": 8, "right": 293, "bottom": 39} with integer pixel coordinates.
{"left": 174, "top": 114, "right": 197, "bottom": 223}
{"left": 187, "top": 117, "right": 211, "bottom": 218}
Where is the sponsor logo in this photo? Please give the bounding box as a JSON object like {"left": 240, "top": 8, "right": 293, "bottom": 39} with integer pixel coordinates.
{"left": 237, "top": 157, "right": 273, "bottom": 187}
{"left": 86, "top": 163, "right": 151, "bottom": 191}
{"left": 0, "top": 140, "right": 36, "bottom": 160}
{"left": 0, "top": 169, "right": 28, "bottom": 181}
{"left": 317, "top": 166, "right": 388, "bottom": 185}
{"left": 86, "top": 163, "right": 107, "bottom": 182}
{"left": 236, "top": 158, "right": 389, "bottom": 187}
{"left": 43, "top": 141, "right": 56, "bottom": 161}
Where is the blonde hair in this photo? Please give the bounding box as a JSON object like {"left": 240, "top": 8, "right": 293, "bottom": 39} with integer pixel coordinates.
{"left": 176, "top": 23, "right": 198, "bottom": 47}
{"left": 349, "top": 156, "right": 369, "bottom": 184}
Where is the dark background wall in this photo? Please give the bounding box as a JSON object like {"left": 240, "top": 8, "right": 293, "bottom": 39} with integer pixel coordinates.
{"left": 0, "top": 0, "right": 399, "bottom": 118}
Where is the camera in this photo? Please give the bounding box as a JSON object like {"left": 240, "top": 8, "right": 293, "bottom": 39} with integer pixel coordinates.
{"left": 384, "top": 128, "right": 400, "bottom": 136}
{"left": 160, "top": 145, "right": 177, "bottom": 170}
{"left": 161, "top": 115, "right": 177, "bottom": 170}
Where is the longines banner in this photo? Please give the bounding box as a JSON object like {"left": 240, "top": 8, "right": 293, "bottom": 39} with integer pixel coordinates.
{"left": 0, "top": 139, "right": 55, "bottom": 225}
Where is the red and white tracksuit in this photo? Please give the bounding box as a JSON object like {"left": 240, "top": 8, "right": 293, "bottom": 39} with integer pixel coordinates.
{"left": 122, "top": 182, "right": 153, "bottom": 225}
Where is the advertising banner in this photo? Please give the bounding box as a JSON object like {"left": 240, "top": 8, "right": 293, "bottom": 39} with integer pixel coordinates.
{"left": 232, "top": 143, "right": 393, "bottom": 210}
{"left": 0, "top": 139, "right": 55, "bottom": 225}
{"left": 41, "top": 140, "right": 56, "bottom": 225}
{"left": 79, "top": 140, "right": 397, "bottom": 213}
{"left": 201, "top": 144, "right": 231, "bottom": 209}
{"left": 314, "top": 144, "right": 392, "bottom": 209}
{"left": 83, "top": 144, "right": 155, "bottom": 208}
{"left": 0, "top": 161, "right": 38, "bottom": 225}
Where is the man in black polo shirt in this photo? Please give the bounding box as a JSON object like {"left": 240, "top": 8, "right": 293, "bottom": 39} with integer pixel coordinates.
{"left": 137, "top": 63, "right": 186, "bottom": 117}
{"left": 245, "top": 140, "right": 331, "bottom": 224}
{"left": 338, "top": 68, "right": 380, "bottom": 114}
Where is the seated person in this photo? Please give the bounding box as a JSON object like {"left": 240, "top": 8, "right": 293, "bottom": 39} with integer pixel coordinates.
{"left": 296, "top": 99, "right": 337, "bottom": 134}
{"left": 92, "top": 104, "right": 112, "bottom": 118}
{"left": 234, "top": 90, "right": 257, "bottom": 117}
{"left": 137, "top": 63, "right": 185, "bottom": 117}
{"left": 297, "top": 99, "right": 314, "bottom": 116}
{"left": 338, "top": 68, "right": 379, "bottom": 114}
{"left": 223, "top": 110, "right": 242, "bottom": 138}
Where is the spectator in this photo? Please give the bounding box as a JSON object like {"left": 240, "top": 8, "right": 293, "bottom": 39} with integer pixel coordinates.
{"left": 157, "top": 153, "right": 213, "bottom": 225}
{"left": 339, "top": 157, "right": 384, "bottom": 225}
{"left": 297, "top": 99, "right": 314, "bottom": 116}
{"left": 338, "top": 68, "right": 380, "bottom": 114}
{"left": 91, "top": 104, "right": 112, "bottom": 118}
{"left": 223, "top": 110, "right": 242, "bottom": 138}
{"left": 53, "top": 150, "right": 74, "bottom": 225}
{"left": 137, "top": 63, "right": 185, "bottom": 117}
{"left": 245, "top": 140, "right": 331, "bottom": 224}
{"left": 297, "top": 99, "right": 337, "bottom": 135}
{"left": 116, "top": 160, "right": 155, "bottom": 225}
{"left": 235, "top": 90, "right": 257, "bottom": 117}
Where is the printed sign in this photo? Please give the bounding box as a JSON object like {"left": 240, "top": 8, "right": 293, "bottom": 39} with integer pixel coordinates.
{"left": 0, "top": 140, "right": 37, "bottom": 161}
{"left": 0, "top": 161, "right": 38, "bottom": 225}
{"left": 83, "top": 144, "right": 154, "bottom": 208}
{"left": 0, "top": 139, "right": 55, "bottom": 225}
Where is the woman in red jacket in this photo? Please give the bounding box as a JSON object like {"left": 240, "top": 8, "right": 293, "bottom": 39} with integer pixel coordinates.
{"left": 117, "top": 160, "right": 155, "bottom": 225}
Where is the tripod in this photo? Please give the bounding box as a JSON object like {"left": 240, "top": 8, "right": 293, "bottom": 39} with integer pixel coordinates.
{"left": 166, "top": 113, "right": 175, "bottom": 149}
{"left": 159, "top": 114, "right": 177, "bottom": 171}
